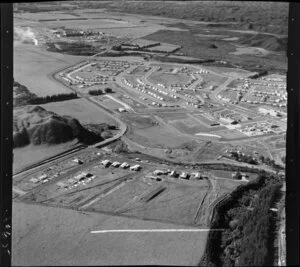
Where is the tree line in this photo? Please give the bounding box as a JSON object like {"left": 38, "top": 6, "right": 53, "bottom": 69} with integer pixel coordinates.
{"left": 200, "top": 173, "right": 282, "bottom": 267}
{"left": 27, "top": 93, "right": 78, "bottom": 105}
{"left": 88, "top": 87, "right": 113, "bottom": 95}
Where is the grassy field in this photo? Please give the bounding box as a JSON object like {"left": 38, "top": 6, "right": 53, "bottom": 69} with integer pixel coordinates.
{"left": 128, "top": 123, "right": 195, "bottom": 149}
{"left": 89, "top": 179, "right": 151, "bottom": 212}
{"left": 14, "top": 43, "right": 84, "bottom": 97}
{"left": 13, "top": 140, "right": 79, "bottom": 173}
{"left": 117, "top": 94, "right": 148, "bottom": 109}
{"left": 121, "top": 114, "right": 158, "bottom": 129}
{"left": 200, "top": 73, "right": 228, "bottom": 87}
{"left": 130, "top": 65, "right": 151, "bottom": 75}
{"left": 41, "top": 98, "right": 118, "bottom": 125}
{"left": 193, "top": 114, "right": 218, "bottom": 126}
{"left": 211, "top": 169, "right": 237, "bottom": 179}
{"left": 213, "top": 129, "right": 247, "bottom": 140}
{"left": 171, "top": 119, "right": 211, "bottom": 135}
{"left": 122, "top": 181, "right": 210, "bottom": 226}
{"left": 195, "top": 142, "right": 227, "bottom": 161}
{"left": 275, "top": 142, "right": 286, "bottom": 149}
{"left": 148, "top": 71, "right": 190, "bottom": 87}
{"left": 12, "top": 202, "right": 208, "bottom": 266}
{"left": 101, "top": 96, "right": 125, "bottom": 110}
{"left": 158, "top": 112, "right": 189, "bottom": 121}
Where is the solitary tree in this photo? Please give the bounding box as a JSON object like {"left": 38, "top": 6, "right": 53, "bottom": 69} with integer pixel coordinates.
{"left": 104, "top": 87, "right": 113, "bottom": 93}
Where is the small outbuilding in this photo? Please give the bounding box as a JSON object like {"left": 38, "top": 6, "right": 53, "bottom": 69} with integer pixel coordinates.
{"left": 112, "top": 161, "right": 121, "bottom": 167}
{"left": 130, "top": 164, "right": 141, "bottom": 171}
{"left": 180, "top": 172, "right": 189, "bottom": 179}
{"left": 120, "top": 162, "right": 130, "bottom": 169}
{"left": 101, "top": 159, "right": 111, "bottom": 167}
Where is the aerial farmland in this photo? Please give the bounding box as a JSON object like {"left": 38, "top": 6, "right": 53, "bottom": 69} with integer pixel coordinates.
{"left": 12, "top": 1, "right": 287, "bottom": 266}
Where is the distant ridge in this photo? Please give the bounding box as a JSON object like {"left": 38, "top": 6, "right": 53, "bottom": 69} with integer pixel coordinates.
{"left": 239, "top": 34, "right": 287, "bottom": 52}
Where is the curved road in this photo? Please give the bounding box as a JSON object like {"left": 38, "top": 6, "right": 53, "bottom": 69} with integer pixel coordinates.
{"left": 13, "top": 63, "right": 128, "bottom": 179}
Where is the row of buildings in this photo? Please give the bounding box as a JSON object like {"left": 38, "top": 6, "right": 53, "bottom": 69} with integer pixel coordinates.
{"left": 152, "top": 169, "right": 206, "bottom": 180}
{"left": 101, "top": 159, "right": 142, "bottom": 171}
{"left": 122, "top": 77, "right": 178, "bottom": 103}
{"left": 238, "top": 121, "right": 277, "bottom": 137}
{"left": 60, "top": 60, "right": 133, "bottom": 87}
{"left": 56, "top": 172, "right": 95, "bottom": 190}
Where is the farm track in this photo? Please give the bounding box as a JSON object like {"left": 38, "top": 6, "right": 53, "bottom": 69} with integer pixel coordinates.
{"left": 193, "top": 178, "right": 212, "bottom": 225}
{"left": 207, "top": 191, "right": 232, "bottom": 227}
{"left": 78, "top": 179, "right": 128, "bottom": 209}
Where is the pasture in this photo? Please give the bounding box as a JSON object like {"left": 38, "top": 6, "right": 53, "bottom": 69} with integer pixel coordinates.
{"left": 126, "top": 121, "right": 195, "bottom": 149}
{"left": 41, "top": 98, "right": 118, "bottom": 125}
{"left": 194, "top": 114, "right": 219, "bottom": 126}
{"left": 148, "top": 71, "right": 191, "bottom": 87}
{"left": 195, "top": 142, "right": 227, "bottom": 161}
{"left": 14, "top": 43, "right": 84, "bottom": 96}
{"left": 122, "top": 181, "right": 210, "bottom": 226}
{"left": 101, "top": 96, "right": 125, "bottom": 110}
{"left": 121, "top": 114, "right": 158, "bottom": 129}
{"left": 158, "top": 112, "right": 189, "bottom": 121}
{"left": 13, "top": 140, "right": 78, "bottom": 173}
{"left": 12, "top": 202, "right": 208, "bottom": 266}
{"left": 170, "top": 117, "right": 211, "bottom": 135}
{"left": 213, "top": 129, "right": 247, "bottom": 140}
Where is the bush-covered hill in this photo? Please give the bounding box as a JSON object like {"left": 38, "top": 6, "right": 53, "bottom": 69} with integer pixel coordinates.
{"left": 13, "top": 80, "right": 37, "bottom": 107}
{"left": 13, "top": 106, "right": 104, "bottom": 148}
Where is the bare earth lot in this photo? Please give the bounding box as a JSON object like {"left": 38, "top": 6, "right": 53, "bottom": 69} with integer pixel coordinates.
{"left": 12, "top": 202, "right": 208, "bottom": 266}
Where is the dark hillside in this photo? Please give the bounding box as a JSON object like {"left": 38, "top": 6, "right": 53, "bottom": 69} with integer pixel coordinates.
{"left": 13, "top": 106, "right": 104, "bottom": 148}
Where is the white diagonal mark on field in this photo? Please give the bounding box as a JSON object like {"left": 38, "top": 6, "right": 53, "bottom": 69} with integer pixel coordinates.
{"left": 90, "top": 229, "right": 223, "bottom": 234}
